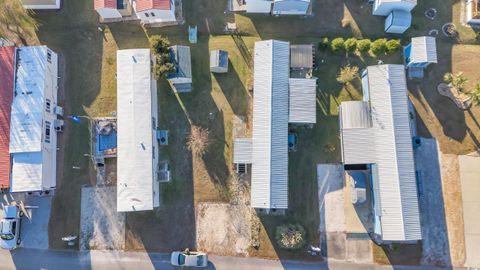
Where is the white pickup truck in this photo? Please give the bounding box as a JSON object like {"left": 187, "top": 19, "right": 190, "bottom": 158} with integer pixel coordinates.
{"left": 0, "top": 205, "right": 23, "bottom": 250}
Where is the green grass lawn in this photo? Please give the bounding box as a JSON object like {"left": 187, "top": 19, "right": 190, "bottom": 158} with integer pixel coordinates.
{"left": 23, "top": 0, "right": 480, "bottom": 258}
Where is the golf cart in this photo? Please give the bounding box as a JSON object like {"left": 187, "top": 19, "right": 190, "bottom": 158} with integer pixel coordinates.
{"left": 0, "top": 205, "right": 23, "bottom": 250}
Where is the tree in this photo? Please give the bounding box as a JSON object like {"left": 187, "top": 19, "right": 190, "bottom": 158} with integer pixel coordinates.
{"left": 385, "top": 39, "right": 401, "bottom": 54}
{"left": 344, "top": 38, "right": 357, "bottom": 53}
{"left": 186, "top": 126, "right": 210, "bottom": 157}
{"left": 149, "top": 35, "right": 171, "bottom": 55}
{"left": 337, "top": 65, "right": 359, "bottom": 85}
{"left": 318, "top": 37, "right": 329, "bottom": 51}
{"left": 357, "top": 39, "right": 371, "bottom": 53}
{"left": 468, "top": 84, "right": 480, "bottom": 106}
{"left": 370, "top": 38, "right": 387, "bottom": 55}
{"left": 275, "top": 224, "right": 306, "bottom": 250}
{"left": 330, "top": 37, "right": 345, "bottom": 53}
{"left": 444, "top": 72, "right": 468, "bottom": 93}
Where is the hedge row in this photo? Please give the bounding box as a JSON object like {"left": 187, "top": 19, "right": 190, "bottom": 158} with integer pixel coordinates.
{"left": 318, "top": 37, "right": 402, "bottom": 55}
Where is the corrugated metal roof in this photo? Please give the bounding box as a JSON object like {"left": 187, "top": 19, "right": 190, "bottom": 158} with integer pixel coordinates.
{"left": 94, "top": 0, "right": 117, "bottom": 9}
{"left": 135, "top": 0, "right": 170, "bottom": 11}
{"left": 169, "top": 45, "right": 192, "bottom": 78}
{"left": 117, "top": 49, "right": 156, "bottom": 212}
{"left": 10, "top": 152, "right": 43, "bottom": 192}
{"left": 0, "top": 46, "right": 15, "bottom": 189}
{"left": 233, "top": 138, "right": 253, "bottom": 164}
{"left": 340, "top": 65, "right": 421, "bottom": 241}
{"left": 251, "top": 40, "right": 289, "bottom": 209}
{"left": 290, "top": 44, "right": 313, "bottom": 69}
{"left": 288, "top": 78, "right": 316, "bottom": 124}
{"left": 410, "top": 36, "right": 437, "bottom": 64}
{"left": 339, "top": 101, "right": 371, "bottom": 129}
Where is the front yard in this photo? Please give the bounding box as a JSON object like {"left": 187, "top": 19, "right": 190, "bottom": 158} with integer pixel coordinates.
{"left": 5, "top": 0, "right": 475, "bottom": 265}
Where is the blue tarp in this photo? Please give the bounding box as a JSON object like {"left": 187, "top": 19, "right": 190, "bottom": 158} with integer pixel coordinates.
{"left": 97, "top": 130, "right": 117, "bottom": 153}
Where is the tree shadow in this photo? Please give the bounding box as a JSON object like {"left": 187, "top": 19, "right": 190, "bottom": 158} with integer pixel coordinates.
{"left": 213, "top": 59, "right": 249, "bottom": 116}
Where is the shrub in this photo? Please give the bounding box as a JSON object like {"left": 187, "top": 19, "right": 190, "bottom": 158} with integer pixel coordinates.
{"left": 337, "top": 65, "right": 359, "bottom": 85}
{"left": 186, "top": 126, "right": 210, "bottom": 156}
{"left": 330, "top": 37, "right": 345, "bottom": 53}
{"left": 444, "top": 72, "right": 468, "bottom": 92}
{"left": 275, "top": 224, "right": 306, "bottom": 250}
{"left": 385, "top": 39, "right": 401, "bottom": 54}
{"left": 357, "top": 39, "right": 371, "bottom": 52}
{"left": 469, "top": 84, "right": 480, "bottom": 106}
{"left": 344, "top": 38, "right": 357, "bottom": 53}
{"left": 370, "top": 38, "right": 387, "bottom": 55}
{"left": 318, "top": 37, "right": 329, "bottom": 51}
{"left": 149, "top": 35, "right": 174, "bottom": 79}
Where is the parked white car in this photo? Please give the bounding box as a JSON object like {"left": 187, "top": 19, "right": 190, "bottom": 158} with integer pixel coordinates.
{"left": 170, "top": 250, "right": 208, "bottom": 267}
{"left": 0, "top": 205, "right": 23, "bottom": 250}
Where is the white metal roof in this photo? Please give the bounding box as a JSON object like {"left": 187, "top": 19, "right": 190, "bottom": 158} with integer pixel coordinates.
{"left": 340, "top": 65, "right": 421, "bottom": 241}
{"left": 233, "top": 138, "right": 253, "bottom": 164}
{"left": 339, "top": 101, "right": 371, "bottom": 129}
{"left": 410, "top": 36, "right": 437, "bottom": 64}
{"left": 288, "top": 78, "right": 317, "bottom": 124}
{"left": 10, "top": 152, "right": 43, "bottom": 192}
{"left": 116, "top": 49, "right": 155, "bottom": 212}
{"left": 9, "top": 46, "right": 47, "bottom": 153}
{"left": 251, "top": 40, "right": 289, "bottom": 209}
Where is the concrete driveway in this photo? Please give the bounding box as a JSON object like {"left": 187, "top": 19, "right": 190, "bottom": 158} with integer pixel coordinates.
{"left": 458, "top": 154, "right": 480, "bottom": 268}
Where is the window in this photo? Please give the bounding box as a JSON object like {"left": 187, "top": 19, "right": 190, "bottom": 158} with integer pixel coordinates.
{"left": 45, "top": 121, "right": 51, "bottom": 143}
{"left": 152, "top": 146, "right": 155, "bottom": 159}
{"left": 151, "top": 12, "right": 155, "bottom": 17}
{"left": 47, "top": 50, "right": 52, "bottom": 63}
{"left": 145, "top": 13, "right": 150, "bottom": 17}
{"left": 46, "top": 99, "right": 51, "bottom": 112}
{"left": 152, "top": 117, "right": 156, "bottom": 130}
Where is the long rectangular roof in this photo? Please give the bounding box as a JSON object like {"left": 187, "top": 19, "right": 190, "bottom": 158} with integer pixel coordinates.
{"left": 251, "top": 40, "right": 289, "bottom": 209}
{"left": 10, "top": 46, "right": 48, "bottom": 154}
{"left": 340, "top": 65, "right": 421, "bottom": 241}
{"left": 117, "top": 49, "right": 155, "bottom": 212}
{"left": 0, "top": 46, "right": 15, "bottom": 189}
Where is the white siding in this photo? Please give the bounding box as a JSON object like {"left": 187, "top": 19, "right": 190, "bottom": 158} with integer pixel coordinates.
{"left": 251, "top": 40, "right": 289, "bottom": 209}
{"left": 288, "top": 78, "right": 317, "bottom": 124}
{"left": 272, "top": 0, "right": 310, "bottom": 15}
{"left": 373, "top": 0, "right": 416, "bottom": 16}
{"left": 116, "top": 49, "right": 157, "bottom": 212}
{"left": 246, "top": 0, "right": 272, "bottom": 13}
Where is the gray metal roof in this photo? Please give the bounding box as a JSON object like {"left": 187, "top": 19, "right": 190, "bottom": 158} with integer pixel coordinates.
{"left": 169, "top": 45, "right": 192, "bottom": 78}
{"left": 339, "top": 101, "right": 371, "bottom": 129}
{"left": 233, "top": 138, "right": 253, "bottom": 164}
{"left": 339, "top": 65, "right": 421, "bottom": 241}
{"left": 410, "top": 36, "right": 437, "bottom": 64}
{"left": 290, "top": 44, "right": 313, "bottom": 69}
{"left": 288, "top": 78, "right": 317, "bottom": 124}
{"left": 251, "top": 40, "right": 290, "bottom": 209}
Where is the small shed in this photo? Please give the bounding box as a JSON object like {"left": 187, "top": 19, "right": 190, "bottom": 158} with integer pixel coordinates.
{"left": 167, "top": 45, "right": 192, "bottom": 93}
{"left": 210, "top": 50, "right": 229, "bottom": 73}
{"left": 384, "top": 10, "right": 412, "bottom": 34}
{"left": 290, "top": 44, "right": 314, "bottom": 70}
{"left": 288, "top": 78, "right": 317, "bottom": 124}
{"left": 404, "top": 36, "right": 437, "bottom": 68}
{"left": 94, "top": 0, "right": 122, "bottom": 19}
{"left": 272, "top": 0, "right": 311, "bottom": 15}
{"left": 233, "top": 138, "right": 253, "bottom": 164}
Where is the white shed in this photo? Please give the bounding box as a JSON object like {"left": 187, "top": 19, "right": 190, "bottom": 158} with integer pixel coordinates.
{"left": 94, "top": 0, "right": 122, "bottom": 19}
{"left": 372, "top": 0, "right": 416, "bottom": 16}
{"left": 21, "top": 0, "right": 61, "bottom": 9}
{"left": 384, "top": 10, "right": 412, "bottom": 34}
{"left": 210, "top": 50, "right": 229, "bottom": 73}
{"left": 246, "top": 0, "right": 272, "bottom": 13}
{"left": 288, "top": 78, "right": 317, "bottom": 124}
{"left": 272, "top": 0, "right": 310, "bottom": 15}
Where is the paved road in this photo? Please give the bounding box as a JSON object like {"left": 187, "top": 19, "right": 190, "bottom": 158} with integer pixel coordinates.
{"left": 0, "top": 248, "right": 462, "bottom": 270}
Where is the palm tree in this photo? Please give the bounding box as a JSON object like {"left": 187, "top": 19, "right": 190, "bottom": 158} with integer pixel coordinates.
{"left": 336, "top": 65, "right": 359, "bottom": 85}
{"left": 469, "top": 84, "right": 480, "bottom": 106}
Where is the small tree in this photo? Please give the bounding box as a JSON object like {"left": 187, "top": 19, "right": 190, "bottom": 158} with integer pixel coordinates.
{"left": 318, "top": 37, "right": 329, "bottom": 51}
{"left": 337, "top": 65, "right": 359, "bottom": 85}
{"left": 444, "top": 72, "right": 468, "bottom": 93}
{"left": 186, "top": 126, "right": 210, "bottom": 157}
{"left": 469, "top": 84, "right": 480, "bottom": 106}
{"left": 370, "top": 38, "right": 387, "bottom": 55}
{"left": 357, "top": 39, "right": 371, "bottom": 53}
{"left": 385, "top": 39, "right": 401, "bottom": 54}
{"left": 149, "top": 35, "right": 171, "bottom": 55}
{"left": 331, "top": 38, "right": 345, "bottom": 53}
{"left": 344, "top": 38, "right": 357, "bottom": 53}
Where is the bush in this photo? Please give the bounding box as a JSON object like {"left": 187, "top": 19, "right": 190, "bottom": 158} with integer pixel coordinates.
{"left": 370, "top": 38, "right": 387, "bottom": 55}
{"left": 275, "top": 224, "right": 306, "bottom": 250}
{"left": 318, "top": 37, "right": 329, "bottom": 51}
{"left": 344, "top": 38, "right": 357, "bottom": 53}
{"left": 357, "top": 39, "right": 371, "bottom": 52}
{"left": 385, "top": 39, "right": 401, "bottom": 54}
{"left": 149, "top": 35, "right": 174, "bottom": 79}
{"left": 330, "top": 37, "right": 345, "bottom": 53}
